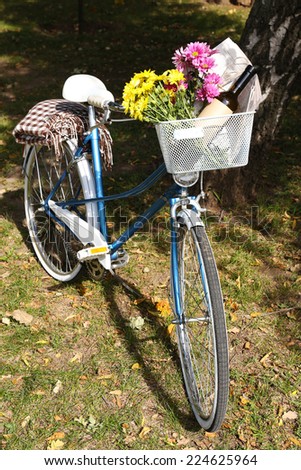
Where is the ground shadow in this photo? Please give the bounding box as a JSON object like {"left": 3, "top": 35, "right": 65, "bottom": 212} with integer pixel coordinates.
{"left": 101, "top": 272, "right": 200, "bottom": 432}
{"left": 0, "top": 184, "right": 198, "bottom": 431}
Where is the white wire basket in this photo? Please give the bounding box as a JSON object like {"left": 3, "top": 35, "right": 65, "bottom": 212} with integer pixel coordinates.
{"left": 155, "top": 111, "right": 255, "bottom": 174}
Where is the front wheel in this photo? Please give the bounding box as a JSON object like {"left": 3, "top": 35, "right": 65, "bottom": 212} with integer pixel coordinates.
{"left": 172, "top": 222, "right": 229, "bottom": 431}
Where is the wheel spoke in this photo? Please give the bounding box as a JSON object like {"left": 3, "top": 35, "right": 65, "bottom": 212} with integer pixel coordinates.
{"left": 24, "top": 145, "right": 84, "bottom": 281}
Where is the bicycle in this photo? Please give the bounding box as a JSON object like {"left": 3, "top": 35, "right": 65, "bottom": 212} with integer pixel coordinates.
{"left": 17, "top": 73, "right": 255, "bottom": 432}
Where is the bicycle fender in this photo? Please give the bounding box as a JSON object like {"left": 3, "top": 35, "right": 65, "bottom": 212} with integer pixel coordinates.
{"left": 177, "top": 208, "right": 204, "bottom": 230}
{"left": 22, "top": 144, "right": 33, "bottom": 172}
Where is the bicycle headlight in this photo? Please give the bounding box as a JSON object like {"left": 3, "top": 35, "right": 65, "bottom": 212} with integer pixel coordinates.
{"left": 173, "top": 172, "right": 199, "bottom": 188}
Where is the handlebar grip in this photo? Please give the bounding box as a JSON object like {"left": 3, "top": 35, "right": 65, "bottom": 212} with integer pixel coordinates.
{"left": 87, "top": 90, "right": 115, "bottom": 108}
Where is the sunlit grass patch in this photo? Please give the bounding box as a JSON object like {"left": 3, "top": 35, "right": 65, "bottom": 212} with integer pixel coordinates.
{"left": 1, "top": 0, "right": 300, "bottom": 452}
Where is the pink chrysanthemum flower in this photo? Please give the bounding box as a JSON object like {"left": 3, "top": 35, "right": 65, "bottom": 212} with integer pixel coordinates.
{"left": 173, "top": 41, "right": 217, "bottom": 76}
{"left": 186, "top": 42, "right": 216, "bottom": 73}
{"left": 172, "top": 46, "right": 194, "bottom": 77}
{"left": 196, "top": 73, "right": 222, "bottom": 102}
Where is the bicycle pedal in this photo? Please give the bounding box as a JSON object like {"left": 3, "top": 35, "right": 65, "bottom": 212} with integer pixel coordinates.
{"left": 77, "top": 245, "right": 109, "bottom": 262}
{"left": 111, "top": 249, "right": 129, "bottom": 269}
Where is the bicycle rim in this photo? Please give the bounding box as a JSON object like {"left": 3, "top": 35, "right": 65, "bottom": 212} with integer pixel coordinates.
{"left": 174, "top": 224, "right": 229, "bottom": 431}
{"left": 24, "top": 144, "right": 84, "bottom": 281}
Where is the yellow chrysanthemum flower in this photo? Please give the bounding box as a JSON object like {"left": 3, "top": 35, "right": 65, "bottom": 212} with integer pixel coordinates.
{"left": 122, "top": 70, "right": 159, "bottom": 116}
{"left": 161, "top": 69, "right": 185, "bottom": 85}
{"left": 122, "top": 66, "right": 193, "bottom": 122}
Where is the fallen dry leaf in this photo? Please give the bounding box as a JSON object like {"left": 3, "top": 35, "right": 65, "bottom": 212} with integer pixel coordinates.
{"left": 166, "top": 437, "right": 176, "bottom": 446}
{"left": 205, "top": 431, "right": 217, "bottom": 439}
{"left": 47, "top": 431, "right": 65, "bottom": 441}
{"left": 21, "top": 356, "right": 31, "bottom": 367}
{"left": 32, "top": 389, "right": 46, "bottom": 396}
{"left": 97, "top": 372, "right": 114, "bottom": 380}
{"left": 288, "top": 436, "right": 301, "bottom": 447}
{"left": 253, "top": 258, "right": 263, "bottom": 266}
{"left": 227, "top": 299, "right": 239, "bottom": 311}
{"left": 139, "top": 426, "right": 151, "bottom": 439}
{"left": 240, "top": 395, "right": 250, "bottom": 406}
{"left": 115, "top": 396, "right": 123, "bottom": 409}
{"left": 155, "top": 299, "right": 172, "bottom": 317}
{"left": 129, "top": 316, "right": 145, "bottom": 330}
{"left": 235, "top": 275, "right": 241, "bottom": 290}
{"left": 0, "top": 270, "right": 11, "bottom": 279}
{"left": 47, "top": 439, "right": 65, "bottom": 450}
{"left": 21, "top": 415, "right": 31, "bottom": 429}
{"left": 237, "top": 427, "right": 247, "bottom": 443}
{"left": 167, "top": 324, "right": 175, "bottom": 336}
{"left": 260, "top": 352, "right": 272, "bottom": 367}
{"left": 64, "top": 314, "right": 78, "bottom": 322}
{"left": 52, "top": 380, "right": 63, "bottom": 395}
{"left": 124, "top": 434, "right": 136, "bottom": 445}
{"left": 176, "top": 436, "right": 191, "bottom": 447}
{"left": 282, "top": 411, "right": 298, "bottom": 421}
{"left": 69, "top": 352, "right": 83, "bottom": 363}
{"left": 229, "top": 326, "right": 240, "bottom": 334}
{"left": 0, "top": 410, "right": 13, "bottom": 421}
{"left": 76, "top": 284, "right": 89, "bottom": 296}
{"left": 250, "top": 311, "right": 262, "bottom": 318}
{"left": 229, "top": 311, "right": 238, "bottom": 322}
{"left": 109, "top": 390, "right": 122, "bottom": 396}
{"left": 133, "top": 297, "right": 146, "bottom": 305}
{"left": 12, "top": 309, "right": 33, "bottom": 326}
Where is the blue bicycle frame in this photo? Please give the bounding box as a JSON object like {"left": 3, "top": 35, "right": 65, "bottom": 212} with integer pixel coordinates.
{"left": 46, "top": 112, "right": 187, "bottom": 320}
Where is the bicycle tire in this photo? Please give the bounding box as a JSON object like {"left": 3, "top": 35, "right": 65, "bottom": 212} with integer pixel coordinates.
{"left": 172, "top": 222, "right": 229, "bottom": 431}
{"left": 24, "top": 144, "right": 85, "bottom": 282}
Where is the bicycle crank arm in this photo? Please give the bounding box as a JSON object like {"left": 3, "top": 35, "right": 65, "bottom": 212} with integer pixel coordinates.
{"left": 47, "top": 200, "right": 111, "bottom": 270}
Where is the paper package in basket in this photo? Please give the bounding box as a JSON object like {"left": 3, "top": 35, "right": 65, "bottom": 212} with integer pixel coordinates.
{"left": 213, "top": 37, "right": 262, "bottom": 113}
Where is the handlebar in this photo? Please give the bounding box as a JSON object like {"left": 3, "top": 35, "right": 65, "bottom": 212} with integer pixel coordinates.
{"left": 87, "top": 92, "right": 124, "bottom": 113}
{"left": 105, "top": 101, "right": 125, "bottom": 113}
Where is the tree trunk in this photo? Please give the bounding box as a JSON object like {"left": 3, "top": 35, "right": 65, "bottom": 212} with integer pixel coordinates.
{"left": 211, "top": 0, "right": 301, "bottom": 206}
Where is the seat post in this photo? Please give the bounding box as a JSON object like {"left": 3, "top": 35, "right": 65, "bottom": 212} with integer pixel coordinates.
{"left": 88, "top": 105, "right": 108, "bottom": 240}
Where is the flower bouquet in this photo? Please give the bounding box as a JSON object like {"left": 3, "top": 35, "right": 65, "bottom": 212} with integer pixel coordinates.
{"left": 122, "top": 40, "right": 258, "bottom": 175}
{"left": 122, "top": 41, "right": 222, "bottom": 123}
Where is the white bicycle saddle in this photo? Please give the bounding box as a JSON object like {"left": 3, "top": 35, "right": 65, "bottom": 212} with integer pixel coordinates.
{"left": 62, "top": 74, "right": 113, "bottom": 104}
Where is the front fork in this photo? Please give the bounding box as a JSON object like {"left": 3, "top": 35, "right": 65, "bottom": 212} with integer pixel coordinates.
{"left": 170, "top": 195, "right": 205, "bottom": 320}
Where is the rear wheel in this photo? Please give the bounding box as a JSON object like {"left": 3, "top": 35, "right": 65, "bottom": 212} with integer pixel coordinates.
{"left": 24, "top": 144, "right": 85, "bottom": 281}
{"left": 173, "top": 222, "right": 229, "bottom": 431}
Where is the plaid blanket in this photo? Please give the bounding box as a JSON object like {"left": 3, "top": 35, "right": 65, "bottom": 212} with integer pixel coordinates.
{"left": 13, "top": 99, "right": 113, "bottom": 169}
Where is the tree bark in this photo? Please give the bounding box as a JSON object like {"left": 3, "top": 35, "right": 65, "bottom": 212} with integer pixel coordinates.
{"left": 210, "top": 0, "right": 301, "bottom": 206}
